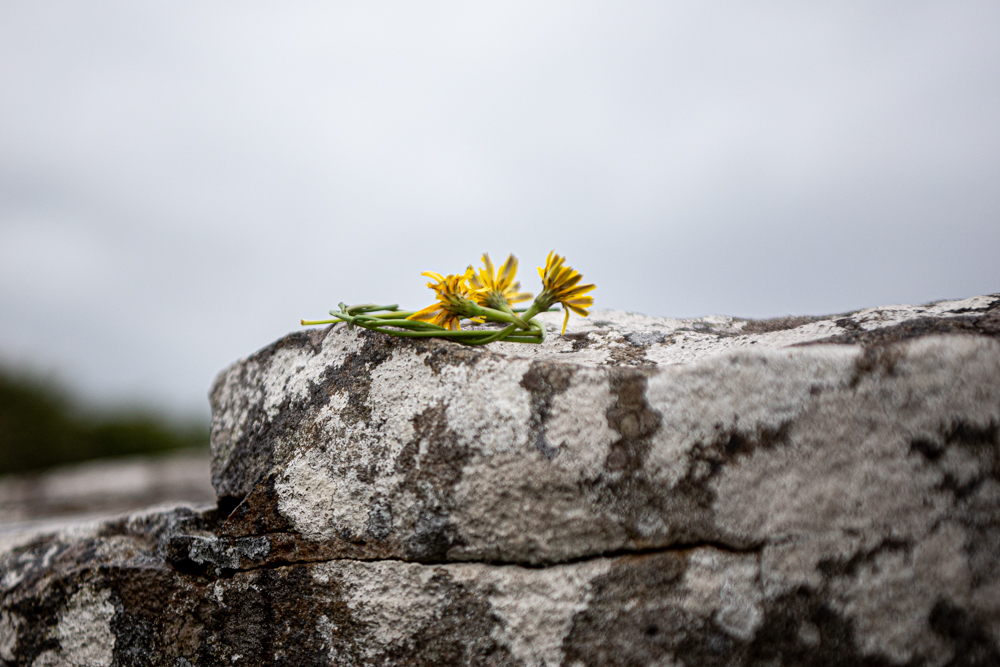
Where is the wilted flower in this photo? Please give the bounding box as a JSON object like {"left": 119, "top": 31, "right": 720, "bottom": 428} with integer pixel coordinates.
{"left": 467, "top": 253, "right": 532, "bottom": 312}
{"left": 535, "top": 251, "right": 595, "bottom": 334}
{"left": 406, "top": 271, "right": 477, "bottom": 331}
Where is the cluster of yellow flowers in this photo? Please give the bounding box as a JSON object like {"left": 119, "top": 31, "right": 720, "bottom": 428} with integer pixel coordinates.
{"left": 302, "top": 251, "right": 595, "bottom": 345}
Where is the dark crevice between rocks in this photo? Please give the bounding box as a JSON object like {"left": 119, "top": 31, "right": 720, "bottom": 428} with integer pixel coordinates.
{"left": 165, "top": 529, "right": 765, "bottom": 581}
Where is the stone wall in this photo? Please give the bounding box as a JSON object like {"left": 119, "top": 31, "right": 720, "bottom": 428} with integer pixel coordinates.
{"left": 1, "top": 295, "right": 998, "bottom": 666}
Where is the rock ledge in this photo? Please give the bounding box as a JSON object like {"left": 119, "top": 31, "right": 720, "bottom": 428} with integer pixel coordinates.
{"left": 1, "top": 295, "right": 998, "bottom": 666}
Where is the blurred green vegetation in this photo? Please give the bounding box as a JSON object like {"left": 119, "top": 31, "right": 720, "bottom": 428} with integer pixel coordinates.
{"left": 0, "top": 369, "right": 208, "bottom": 475}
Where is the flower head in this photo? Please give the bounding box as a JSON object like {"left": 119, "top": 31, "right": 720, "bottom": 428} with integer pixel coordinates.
{"left": 467, "top": 253, "right": 533, "bottom": 311}
{"left": 407, "top": 270, "right": 477, "bottom": 331}
{"left": 536, "top": 251, "right": 596, "bottom": 334}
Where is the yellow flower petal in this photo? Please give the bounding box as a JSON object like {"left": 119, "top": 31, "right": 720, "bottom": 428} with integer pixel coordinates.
{"left": 468, "top": 252, "right": 530, "bottom": 310}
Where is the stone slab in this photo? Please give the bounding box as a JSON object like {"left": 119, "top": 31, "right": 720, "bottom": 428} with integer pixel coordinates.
{"left": 2, "top": 504, "right": 997, "bottom": 666}
{"left": 209, "top": 296, "right": 1000, "bottom": 567}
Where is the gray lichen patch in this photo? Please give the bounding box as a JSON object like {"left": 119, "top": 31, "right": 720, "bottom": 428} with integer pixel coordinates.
{"left": 55, "top": 587, "right": 116, "bottom": 666}
{"left": 0, "top": 609, "right": 20, "bottom": 661}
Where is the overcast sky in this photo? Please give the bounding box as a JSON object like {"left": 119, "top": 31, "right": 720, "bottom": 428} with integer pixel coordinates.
{"left": 1, "top": 1, "right": 998, "bottom": 418}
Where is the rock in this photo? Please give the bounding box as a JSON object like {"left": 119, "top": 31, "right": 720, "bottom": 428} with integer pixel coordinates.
{"left": 210, "top": 295, "right": 1000, "bottom": 566}
{"left": 0, "top": 449, "right": 214, "bottom": 529}
{"left": 1, "top": 294, "right": 998, "bottom": 666}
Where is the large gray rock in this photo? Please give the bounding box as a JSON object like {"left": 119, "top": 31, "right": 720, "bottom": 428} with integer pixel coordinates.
{"left": 210, "top": 295, "right": 1000, "bottom": 564}
{"left": 1, "top": 294, "right": 998, "bottom": 666}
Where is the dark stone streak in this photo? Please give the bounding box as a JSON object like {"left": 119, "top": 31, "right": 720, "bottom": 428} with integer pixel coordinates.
{"left": 585, "top": 370, "right": 665, "bottom": 543}
{"left": 604, "top": 370, "right": 661, "bottom": 475}
{"left": 910, "top": 419, "right": 1000, "bottom": 595}
{"left": 929, "top": 601, "right": 1000, "bottom": 667}
{"left": 743, "top": 588, "right": 899, "bottom": 667}
{"left": 394, "top": 403, "right": 470, "bottom": 561}
{"left": 741, "top": 315, "right": 828, "bottom": 335}
{"left": 213, "top": 329, "right": 396, "bottom": 509}
{"left": 806, "top": 312, "right": 1000, "bottom": 352}
{"left": 209, "top": 329, "right": 328, "bottom": 503}
{"left": 219, "top": 474, "right": 293, "bottom": 538}
{"left": 213, "top": 330, "right": 495, "bottom": 523}
{"left": 816, "top": 538, "right": 913, "bottom": 579}
{"left": 520, "top": 362, "right": 576, "bottom": 459}
{"left": 561, "top": 551, "right": 688, "bottom": 667}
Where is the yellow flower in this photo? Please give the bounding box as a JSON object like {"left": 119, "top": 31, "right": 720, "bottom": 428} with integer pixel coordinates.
{"left": 467, "top": 253, "right": 533, "bottom": 311}
{"left": 536, "top": 251, "right": 596, "bottom": 334}
{"left": 407, "top": 270, "right": 476, "bottom": 331}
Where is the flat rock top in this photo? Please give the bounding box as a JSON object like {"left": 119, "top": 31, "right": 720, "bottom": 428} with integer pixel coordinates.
{"left": 491, "top": 293, "right": 1000, "bottom": 367}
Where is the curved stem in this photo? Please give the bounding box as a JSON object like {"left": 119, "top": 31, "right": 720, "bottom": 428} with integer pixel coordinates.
{"left": 462, "top": 324, "right": 518, "bottom": 345}
{"left": 469, "top": 304, "right": 531, "bottom": 330}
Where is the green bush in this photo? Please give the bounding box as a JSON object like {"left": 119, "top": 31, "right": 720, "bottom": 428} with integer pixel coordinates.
{"left": 0, "top": 370, "right": 207, "bottom": 475}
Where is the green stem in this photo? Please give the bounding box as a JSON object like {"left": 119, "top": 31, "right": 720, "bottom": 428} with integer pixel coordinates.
{"left": 357, "top": 327, "right": 509, "bottom": 339}
{"left": 350, "top": 317, "right": 445, "bottom": 331}
{"left": 469, "top": 304, "right": 531, "bottom": 330}
{"left": 337, "top": 303, "right": 400, "bottom": 315}
{"left": 329, "top": 309, "right": 416, "bottom": 320}
{"left": 502, "top": 335, "right": 544, "bottom": 344}
{"left": 307, "top": 302, "right": 548, "bottom": 345}
{"left": 464, "top": 324, "right": 519, "bottom": 345}
{"left": 519, "top": 303, "right": 542, "bottom": 322}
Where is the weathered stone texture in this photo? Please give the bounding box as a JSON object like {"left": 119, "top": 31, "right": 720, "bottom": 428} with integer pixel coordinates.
{"left": 1, "top": 294, "right": 998, "bottom": 665}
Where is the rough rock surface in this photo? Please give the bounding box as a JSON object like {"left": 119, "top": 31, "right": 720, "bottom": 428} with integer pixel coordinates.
{"left": 1, "top": 295, "right": 998, "bottom": 666}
